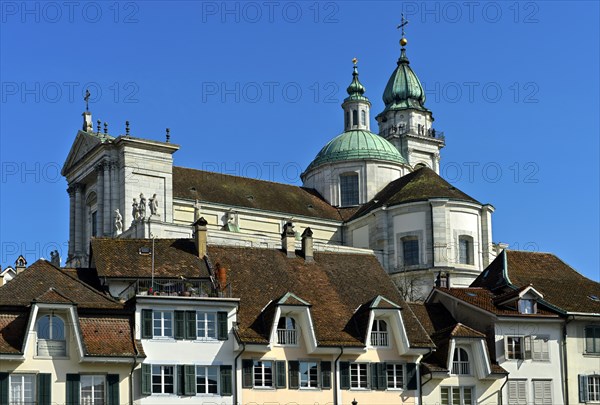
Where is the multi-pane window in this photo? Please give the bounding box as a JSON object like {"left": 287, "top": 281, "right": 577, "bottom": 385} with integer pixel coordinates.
{"left": 518, "top": 299, "right": 535, "bottom": 314}
{"left": 350, "top": 363, "right": 368, "bottom": 389}
{"left": 508, "top": 380, "right": 527, "bottom": 405}
{"left": 340, "top": 174, "right": 359, "bottom": 206}
{"left": 153, "top": 311, "right": 173, "bottom": 337}
{"left": 402, "top": 237, "right": 419, "bottom": 266}
{"left": 152, "top": 365, "right": 174, "bottom": 394}
{"left": 9, "top": 374, "right": 35, "bottom": 404}
{"left": 37, "top": 314, "right": 66, "bottom": 356}
{"left": 588, "top": 376, "right": 600, "bottom": 401}
{"left": 196, "top": 366, "right": 218, "bottom": 394}
{"left": 458, "top": 236, "right": 473, "bottom": 265}
{"left": 370, "top": 319, "right": 389, "bottom": 346}
{"left": 81, "top": 375, "right": 105, "bottom": 405}
{"left": 585, "top": 326, "right": 600, "bottom": 354}
{"left": 452, "top": 348, "right": 470, "bottom": 375}
{"left": 532, "top": 380, "right": 552, "bottom": 405}
{"left": 277, "top": 316, "right": 297, "bottom": 345}
{"left": 530, "top": 336, "right": 549, "bottom": 361}
{"left": 386, "top": 364, "right": 403, "bottom": 389}
{"left": 299, "top": 362, "right": 318, "bottom": 388}
{"left": 441, "top": 386, "right": 473, "bottom": 405}
{"left": 197, "top": 312, "right": 217, "bottom": 339}
{"left": 253, "top": 361, "right": 273, "bottom": 388}
{"left": 506, "top": 337, "right": 524, "bottom": 360}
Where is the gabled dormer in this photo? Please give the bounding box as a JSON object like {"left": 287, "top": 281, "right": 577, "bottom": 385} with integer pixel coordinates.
{"left": 494, "top": 285, "right": 544, "bottom": 315}
{"left": 360, "top": 295, "right": 411, "bottom": 355}
{"left": 267, "top": 292, "right": 318, "bottom": 353}
{"left": 443, "top": 324, "right": 496, "bottom": 379}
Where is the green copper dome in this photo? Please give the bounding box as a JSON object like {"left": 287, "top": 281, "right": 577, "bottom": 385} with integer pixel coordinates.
{"left": 345, "top": 65, "right": 369, "bottom": 103}
{"left": 381, "top": 48, "right": 428, "bottom": 112}
{"left": 305, "top": 129, "right": 407, "bottom": 172}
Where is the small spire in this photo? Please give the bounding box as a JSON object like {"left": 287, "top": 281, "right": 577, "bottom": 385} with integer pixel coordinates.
{"left": 125, "top": 121, "right": 130, "bottom": 136}
{"left": 346, "top": 57, "right": 366, "bottom": 97}
{"left": 103, "top": 122, "right": 108, "bottom": 134}
{"left": 97, "top": 120, "right": 101, "bottom": 133}
{"left": 165, "top": 128, "right": 170, "bottom": 143}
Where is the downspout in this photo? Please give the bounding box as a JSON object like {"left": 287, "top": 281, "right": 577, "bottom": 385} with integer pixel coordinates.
{"left": 419, "top": 348, "right": 434, "bottom": 405}
{"left": 234, "top": 340, "right": 246, "bottom": 405}
{"left": 563, "top": 315, "right": 574, "bottom": 404}
{"left": 498, "top": 374, "right": 509, "bottom": 404}
{"left": 129, "top": 355, "right": 137, "bottom": 405}
{"left": 333, "top": 346, "right": 344, "bottom": 405}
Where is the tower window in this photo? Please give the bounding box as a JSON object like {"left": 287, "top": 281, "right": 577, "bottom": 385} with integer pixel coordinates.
{"left": 360, "top": 110, "right": 366, "bottom": 126}
{"left": 340, "top": 173, "right": 359, "bottom": 206}
{"left": 352, "top": 110, "right": 358, "bottom": 127}
{"left": 458, "top": 236, "right": 474, "bottom": 265}
{"left": 345, "top": 111, "right": 350, "bottom": 128}
{"left": 402, "top": 236, "right": 419, "bottom": 266}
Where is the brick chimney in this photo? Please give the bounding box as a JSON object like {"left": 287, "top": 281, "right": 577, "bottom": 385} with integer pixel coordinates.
{"left": 15, "top": 255, "right": 27, "bottom": 275}
{"left": 193, "top": 217, "right": 208, "bottom": 258}
{"left": 282, "top": 221, "right": 296, "bottom": 258}
{"left": 301, "top": 228, "right": 314, "bottom": 263}
{"left": 216, "top": 263, "right": 227, "bottom": 291}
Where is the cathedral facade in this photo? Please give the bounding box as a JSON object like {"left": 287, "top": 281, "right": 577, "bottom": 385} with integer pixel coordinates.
{"left": 61, "top": 38, "right": 497, "bottom": 301}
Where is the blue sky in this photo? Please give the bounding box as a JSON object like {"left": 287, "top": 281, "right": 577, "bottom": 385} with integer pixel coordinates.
{"left": 1, "top": 1, "right": 598, "bottom": 281}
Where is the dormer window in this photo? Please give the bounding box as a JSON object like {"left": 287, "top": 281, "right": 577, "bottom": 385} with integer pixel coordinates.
{"left": 340, "top": 173, "right": 359, "bottom": 206}
{"left": 451, "top": 348, "right": 470, "bottom": 375}
{"left": 518, "top": 299, "right": 536, "bottom": 314}
{"left": 277, "top": 316, "right": 297, "bottom": 345}
{"left": 458, "top": 235, "right": 474, "bottom": 265}
{"left": 371, "top": 319, "right": 389, "bottom": 346}
{"left": 36, "top": 314, "right": 66, "bottom": 356}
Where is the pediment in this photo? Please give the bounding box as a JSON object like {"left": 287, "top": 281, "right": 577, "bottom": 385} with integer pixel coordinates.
{"left": 61, "top": 131, "right": 104, "bottom": 176}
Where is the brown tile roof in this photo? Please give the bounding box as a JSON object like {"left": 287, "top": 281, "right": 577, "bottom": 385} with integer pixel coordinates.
{"left": 207, "top": 246, "right": 434, "bottom": 348}
{"left": 92, "top": 238, "right": 210, "bottom": 279}
{"left": 33, "top": 288, "right": 76, "bottom": 304}
{"left": 472, "top": 250, "right": 600, "bottom": 314}
{"left": 351, "top": 167, "right": 481, "bottom": 220}
{"left": 0, "top": 260, "right": 122, "bottom": 309}
{"left": 0, "top": 312, "right": 28, "bottom": 354}
{"left": 173, "top": 166, "right": 345, "bottom": 221}
{"left": 79, "top": 314, "right": 143, "bottom": 357}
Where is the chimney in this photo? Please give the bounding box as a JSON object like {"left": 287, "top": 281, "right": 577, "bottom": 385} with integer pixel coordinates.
{"left": 282, "top": 221, "right": 296, "bottom": 258}
{"left": 215, "top": 263, "right": 227, "bottom": 291}
{"left": 15, "top": 255, "right": 27, "bottom": 275}
{"left": 193, "top": 217, "right": 208, "bottom": 258}
{"left": 301, "top": 228, "right": 314, "bottom": 263}
{"left": 82, "top": 111, "right": 93, "bottom": 132}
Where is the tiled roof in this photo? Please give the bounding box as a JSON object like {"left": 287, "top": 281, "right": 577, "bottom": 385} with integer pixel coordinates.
{"left": 207, "top": 245, "right": 434, "bottom": 348}
{"left": 92, "top": 238, "right": 210, "bottom": 279}
{"left": 0, "top": 260, "right": 122, "bottom": 309}
{"left": 0, "top": 312, "right": 28, "bottom": 354}
{"left": 33, "top": 288, "right": 76, "bottom": 304}
{"left": 173, "top": 166, "right": 345, "bottom": 221}
{"left": 351, "top": 167, "right": 480, "bottom": 219}
{"left": 79, "top": 315, "right": 144, "bottom": 357}
{"left": 472, "top": 250, "right": 600, "bottom": 314}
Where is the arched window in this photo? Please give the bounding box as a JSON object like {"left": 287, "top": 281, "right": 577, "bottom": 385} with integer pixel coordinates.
{"left": 37, "top": 314, "right": 66, "bottom": 356}
{"left": 458, "top": 235, "right": 474, "bottom": 265}
{"left": 352, "top": 110, "right": 358, "bottom": 127}
{"left": 345, "top": 111, "right": 350, "bottom": 129}
{"left": 371, "top": 319, "right": 389, "bottom": 346}
{"left": 452, "top": 348, "right": 470, "bottom": 375}
{"left": 340, "top": 173, "right": 359, "bottom": 206}
{"left": 360, "top": 110, "right": 366, "bottom": 126}
{"left": 402, "top": 236, "right": 419, "bottom": 266}
{"left": 277, "top": 316, "right": 297, "bottom": 345}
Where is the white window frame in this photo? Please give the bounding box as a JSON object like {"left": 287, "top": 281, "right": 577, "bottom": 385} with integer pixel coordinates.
{"left": 151, "top": 365, "right": 175, "bottom": 394}
{"left": 532, "top": 379, "right": 552, "bottom": 405}
{"left": 152, "top": 310, "right": 173, "bottom": 338}
{"left": 508, "top": 379, "right": 527, "bottom": 405}
{"left": 370, "top": 319, "right": 389, "bottom": 347}
{"left": 349, "top": 363, "right": 368, "bottom": 389}
{"left": 506, "top": 336, "right": 524, "bottom": 360}
{"left": 588, "top": 375, "right": 600, "bottom": 402}
{"left": 36, "top": 313, "right": 67, "bottom": 357}
{"left": 276, "top": 316, "right": 298, "bottom": 345}
{"left": 253, "top": 360, "right": 274, "bottom": 388}
{"left": 81, "top": 374, "right": 106, "bottom": 404}
{"left": 9, "top": 374, "right": 35, "bottom": 405}
{"left": 386, "top": 363, "right": 404, "bottom": 390}
{"left": 441, "top": 386, "right": 474, "bottom": 405}
{"left": 196, "top": 365, "right": 219, "bottom": 395}
{"left": 196, "top": 312, "right": 217, "bottom": 340}
{"left": 452, "top": 347, "right": 470, "bottom": 375}
{"left": 299, "top": 361, "right": 319, "bottom": 389}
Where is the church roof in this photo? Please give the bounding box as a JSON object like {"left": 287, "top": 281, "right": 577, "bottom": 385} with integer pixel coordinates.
{"left": 304, "top": 129, "right": 407, "bottom": 173}
{"left": 351, "top": 166, "right": 480, "bottom": 219}
{"left": 172, "top": 166, "right": 345, "bottom": 221}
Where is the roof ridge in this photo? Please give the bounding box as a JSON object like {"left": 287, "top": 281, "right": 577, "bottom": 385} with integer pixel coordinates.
{"left": 34, "top": 287, "right": 76, "bottom": 304}
{"left": 174, "top": 165, "right": 311, "bottom": 189}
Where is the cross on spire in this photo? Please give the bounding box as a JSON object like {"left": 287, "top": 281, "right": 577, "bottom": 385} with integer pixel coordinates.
{"left": 397, "top": 13, "right": 409, "bottom": 38}
{"left": 84, "top": 89, "right": 91, "bottom": 112}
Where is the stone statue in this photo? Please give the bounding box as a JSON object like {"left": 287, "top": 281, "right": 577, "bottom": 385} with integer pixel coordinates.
{"left": 139, "top": 193, "right": 147, "bottom": 219}
{"left": 114, "top": 209, "right": 123, "bottom": 236}
{"left": 149, "top": 193, "right": 159, "bottom": 216}
{"left": 132, "top": 198, "right": 139, "bottom": 221}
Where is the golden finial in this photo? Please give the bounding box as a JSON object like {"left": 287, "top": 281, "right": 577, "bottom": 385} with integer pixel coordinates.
{"left": 397, "top": 13, "right": 409, "bottom": 47}
{"left": 352, "top": 57, "right": 358, "bottom": 66}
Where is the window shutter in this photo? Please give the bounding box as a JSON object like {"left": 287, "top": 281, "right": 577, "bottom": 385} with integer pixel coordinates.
{"left": 0, "top": 373, "right": 8, "bottom": 405}
{"left": 220, "top": 365, "right": 233, "bottom": 396}
{"left": 217, "top": 312, "right": 228, "bottom": 340}
{"left": 579, "top": 375, "right": 589, "bottom": 403}
{"left": 524, "top": 336, "right": 532, "bottom": 360}
{"left": 37, "top": 373, "right": 51, "bottom": 405}
{"left": 405, "top": 363, "right": 417, "bottom": 390}
{"left": 340, "top": 362, "right": 350, "bottom": 390}
{"left": 141, "top": 364, "right": 151, "bottom": 395}
{"left": 107, "top": 374, "right": 119, "bottom": 405}
{"left": 184, "top": 365, "right": 196, "bottom": 396}
{"left": 288, "top": 361, "right": 299, "bottom": 389}
{"left": 321, "top": 361, "right": 332, "bottom": 389}
{"left": 176, "top": 365, "right": 184, "bottom": 395}
{"left": 185, "top": 311, "right": 196, "bottom": 340}
{"left": 377, "top": 363, "right": 386, "bottom": 390}
{"left": 370, "top": 363, "right": 378, "bottom": 390}
{"left": 275, "top": 361, "right": 286, "bottom": 389}
{"left": 174, "top": 311, "right": 185, "bottom": 340}
{"left": 65, "top": 374, "right": 80, "bottom": 405}
{"left": 141, "top": 309, "right": 152, "bottom": 339}
{"left": 242, "top": 360, "right": 253, "bottom": 388}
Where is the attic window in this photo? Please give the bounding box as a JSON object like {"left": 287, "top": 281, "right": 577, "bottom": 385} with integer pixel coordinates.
{"left": 518, "top": 299, "right": 536, "bottom": 314}
{"left": 589, "top": 295, "right": 600, "bottom": 302}
{"left": 139, "top": 247, "right": 152, "bottom": 255}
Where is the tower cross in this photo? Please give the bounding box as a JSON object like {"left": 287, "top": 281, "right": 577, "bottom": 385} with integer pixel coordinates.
{"left": 84, "top": 89, "right": 91, "bottom": 111}
{"left": 397, "top": 13, "right": 408, "bottom": 38}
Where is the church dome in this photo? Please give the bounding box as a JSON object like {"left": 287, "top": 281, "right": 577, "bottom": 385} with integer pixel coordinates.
{"left": 381, "top": 48, "right": 428, "bottom": 112}
{"left": 304, "top": 129, "right": 407, "bottom": 173}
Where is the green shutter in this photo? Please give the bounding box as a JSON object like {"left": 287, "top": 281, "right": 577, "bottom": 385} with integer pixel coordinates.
{"left": 217, "top": 312, "right": 228, "bottom": 340}
{"left": 377, "top": 363, "right": 386, "bottom": 390}
{"left": 185, "top": 311, "right": 197, "bottom": 340}
{"left": 176, "top": 365, "right": 184, "bottom": 395}
{"left": 174, "top": 311, "right": 185, "bottom": 340}
{"left": 37, "top": 373, "right": 51, "bottom": 405}
{"left": 275, "top": 361, "right": 286, "bottom": 389}
{"left": 579, "top": 375, "right": 589, "bottom": 403}
{"left": 370, "top": 363, "right": 378, "bottom": 390}
{"left": 406, "top": 363, "right": 417, "bottom": 390}
{"left": 142, "top": 309, "right": 153, "bottom": 339}
{"left": 107, "top": 374, "right": 119, "bottom": 405}
{"left": 141, "top": 364, "right": 151, "bottom": 395}
{"left": 0, "top": 373, "right": 8, "bottom": 405}
{"left": 321, "top": 361, "right": 332, "bottom": 389}
{"left": 340, "top": 362, "right": 350, "bottom": 390}
{"left": 184, "top": 365, "right": 196, "bottom": 395}
{"left": 288, "top": 361, "right": 299, "bottom": 389}
{"left": 242, "top": 360, "right": 253, "bottom": 388}
{"left": 220, "top": 365, "right": 233, "bottom": 396}
{"left": 65, "top": 374, "right": 80, "bottom": 405}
